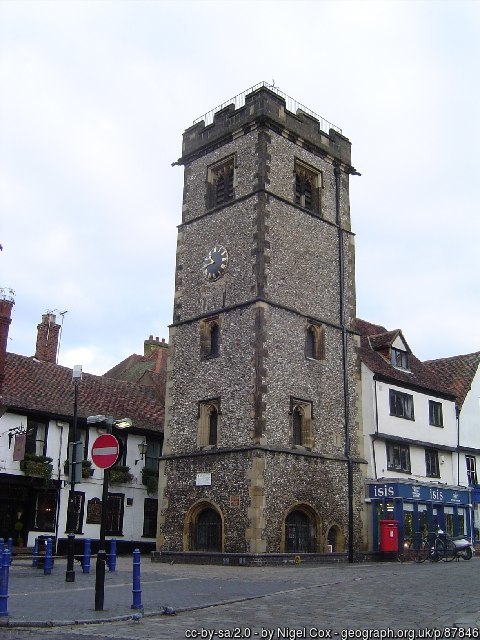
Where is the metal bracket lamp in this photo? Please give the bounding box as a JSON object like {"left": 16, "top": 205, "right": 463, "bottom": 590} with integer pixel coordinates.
{"left": 135, "top": 440, "right": 147, "bottom": 465}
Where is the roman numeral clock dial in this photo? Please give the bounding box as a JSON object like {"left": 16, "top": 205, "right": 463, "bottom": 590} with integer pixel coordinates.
{"left": 203, "top": 245, "right": 229, "bottom": 281}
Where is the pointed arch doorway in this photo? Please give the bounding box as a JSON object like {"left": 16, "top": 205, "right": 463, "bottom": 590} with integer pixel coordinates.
{"left": 284, "top": 507, "right": 317, "bottom": 553}
{"left": 186, "top": 503, "right": 223, "bottom": 552}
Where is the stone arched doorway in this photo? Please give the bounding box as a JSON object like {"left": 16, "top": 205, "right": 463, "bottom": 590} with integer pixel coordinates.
{"left": 284, "top": 506, "right": 318, "bottom": 553}
{"left": 326, "top": 523, "right": 345, "bottom": 552}
{"left": 185, "top": 502, "right": 223, "bottom": 552}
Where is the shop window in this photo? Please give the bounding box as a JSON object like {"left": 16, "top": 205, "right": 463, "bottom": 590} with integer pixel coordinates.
{"left": 305, "top": 322, "right": 325, "bottom": 360}
{"left": 106, "top": 493, "right": 124, "bottom": 536}
{"left": 425, "top": 449, "right": 440, "bottom": 478}
{"left": 197, "top": 399, "right": 221, "bottom": 448}
{"left": 65, "top": 491, "right": 85, "bottom": 534}
{"left": 403, "top": 510, "right": 414, "bottom": 540}
{"left": 26, "top": 419, "right": 47, "bottom": 456}
{"left": 389, "top": 389, "right": 414, "bottom": 420}
{"left": 391, "top": 348, "right": 409, "bottom": 370}
{"left": 33, "top": 491, "right": 56, "bottom": 532}
{"left": 444, "top": 510, "right": 455, "bottom": 537}
{"left": 200, "top": 316, "right": 221, "bottom": 359}
{"left": 207, "top": 156, "right": 235, "bottom": 208}
{"left": 429, "top": 400, "right": 443, "bottom": 427}
{"left": 290, "top": 398, "right": 313, "bottom": 449}
{"left": 294, "top": 159, "right": 321, "bottom": 214}
{"left": 386, "top": 442, "right": 411, "bottom": 473}
{"left": 466, "top": 455, "right": 478, "bottom": 485}
{"left": 143, "top": 498, "right": 158, "bottom": 538}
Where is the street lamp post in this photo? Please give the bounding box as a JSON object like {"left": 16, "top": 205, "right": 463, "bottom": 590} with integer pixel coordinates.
{"left": 87, "top": 415, "right": 132, "bottom": 611}
{"left": 66, "top": 365, "right": 82, "bottom": 583}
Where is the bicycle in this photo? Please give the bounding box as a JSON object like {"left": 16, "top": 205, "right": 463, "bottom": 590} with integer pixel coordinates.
{"left": 397, "top": 533, "right": 429, "bottom": 563}
{"left": 428, "top": 529, "right": 457, "bottom": 562}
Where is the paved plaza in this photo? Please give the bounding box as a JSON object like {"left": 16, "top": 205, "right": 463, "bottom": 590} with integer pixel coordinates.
{"left": 1, "top": 554, "right": 480, "bottom": 639}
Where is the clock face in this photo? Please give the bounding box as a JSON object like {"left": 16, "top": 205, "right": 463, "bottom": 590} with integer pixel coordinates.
{"left": 203, "top": 245, "right": 229, "bottom": 281}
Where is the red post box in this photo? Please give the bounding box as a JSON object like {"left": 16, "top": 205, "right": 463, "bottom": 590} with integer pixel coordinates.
{"left": 379, "top": 519, "right": 398, "bottom": 552}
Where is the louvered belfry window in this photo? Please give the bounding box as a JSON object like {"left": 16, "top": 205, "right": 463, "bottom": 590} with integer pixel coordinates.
{"left": 294, "top": 160, "right": 321, "bottom": 214}
{"left": 208, "top": 156, "right": 235, "bottom": 208}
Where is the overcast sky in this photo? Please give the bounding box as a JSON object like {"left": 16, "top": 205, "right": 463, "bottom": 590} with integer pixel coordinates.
{"left": 1, "top": 0, "right": 479, "bottom": 376}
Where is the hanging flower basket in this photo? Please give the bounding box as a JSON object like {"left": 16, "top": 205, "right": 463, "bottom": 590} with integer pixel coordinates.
{"left": 63, "top": 459, "right": 94, "bottom": 478}
{"left": 141, "top": 467, "right": 158, "bottom": 495}
{"left": 20, "top": 454, "right": 53, "bottom": 480}
{"left": 109, "top": 465, "right": 134, "bottom": 484}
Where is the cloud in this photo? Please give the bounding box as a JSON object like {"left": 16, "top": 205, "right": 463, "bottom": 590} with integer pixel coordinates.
{"left": 0, "top": 0, "right": 478, "bottom": 376}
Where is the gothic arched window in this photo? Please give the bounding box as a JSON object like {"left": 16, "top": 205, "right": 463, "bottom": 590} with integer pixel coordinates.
{"left": 294, "top": 160, "right": 321, "bottom": 214}
{"left": 198, "top": 399, "right": 221, "bottom": 448}
{"left": 305, "top": 322, "right": 325, "bottom": 361}
{"left": 290, "top": 398, "right": 313, "bottom": 449}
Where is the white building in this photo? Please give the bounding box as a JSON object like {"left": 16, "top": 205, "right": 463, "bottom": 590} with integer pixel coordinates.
{"left": 424, "top": 352, "right": 480, "bottom": 538}
{"left": 0, "top": 307, "right": 164, "bottom": 555}
{"left": 356, "top": 319, "right": 473, "bottom": 552}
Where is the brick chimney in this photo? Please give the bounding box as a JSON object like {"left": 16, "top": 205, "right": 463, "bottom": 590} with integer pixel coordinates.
{"left": 0, "top": 288, "right": 15, "bottom": 396}
{"left": 35, "top": 313, "right": 60, "bottom": 363}
{"left": 144, "top": 335, "right": 168, "bottom": 357}
{"left": 144, "top": 335, "right": 168, "bottom": 374}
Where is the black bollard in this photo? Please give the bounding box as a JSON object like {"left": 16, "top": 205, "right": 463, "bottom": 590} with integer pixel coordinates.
{"left": 95, "top": 549, "right": 106, "bottom": 611}
{"left": 65, "top": 533, "right": 75, "bottom": 582}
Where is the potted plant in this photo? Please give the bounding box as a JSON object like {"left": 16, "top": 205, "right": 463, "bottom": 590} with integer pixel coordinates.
{"left": 20, "top": 454, "right": 53, "bottom": 481}
{"left": 109, "top": 465, "right": 133, "bottom": 484}
{"left": 82, "top": 459, "right": 94, "bottom": 478}
{"left": 141, "top": 467, "right": 158, "bottom": 495}
{"left": 63, "top": 459, "right": 94, "bottom": 478}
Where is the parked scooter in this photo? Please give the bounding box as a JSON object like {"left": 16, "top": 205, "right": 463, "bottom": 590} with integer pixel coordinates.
{"left": 452, "top": 536, "right": 474, "bottom": 560}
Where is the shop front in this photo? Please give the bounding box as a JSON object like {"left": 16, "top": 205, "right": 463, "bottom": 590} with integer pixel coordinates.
{"left": 0, "top": 474, "right": 60, "bottom": 547}
{"left": 367, "top": 480, "right": 472, "bottom": 552}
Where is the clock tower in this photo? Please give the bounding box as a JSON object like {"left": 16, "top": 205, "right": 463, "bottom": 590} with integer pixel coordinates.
{"left": 157, "top": 84, "right": 363, "bottom": 559}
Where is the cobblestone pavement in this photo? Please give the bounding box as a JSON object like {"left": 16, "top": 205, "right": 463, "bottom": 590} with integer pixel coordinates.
{"left": 1, "top": 555, "right": 480, "bottom": 639}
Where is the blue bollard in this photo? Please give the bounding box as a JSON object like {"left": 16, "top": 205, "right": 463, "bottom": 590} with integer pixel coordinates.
{"left": 0, "top": 548, "right": 10, "bottom": 616}
{"left": 108, "top": 539, "right": 117, "bottom": 572}
{"left": 7, "top": 539, "right": 12, "bottom": 566}
{"left": 82, "top": 538, "right": 91, "bottom": 574}
{"left": 44, "top": 538, "right": 53, "bottom": 576}
{"left": 131, "top": 548, "right": 142, "bottom": 610}
{"left": 32, "top": 537, "right": 39, "bottom": 568}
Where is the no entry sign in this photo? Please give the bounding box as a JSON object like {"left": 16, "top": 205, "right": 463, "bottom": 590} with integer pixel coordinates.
{"left": 91, "top": 433, "right": 120, "bottom": 469}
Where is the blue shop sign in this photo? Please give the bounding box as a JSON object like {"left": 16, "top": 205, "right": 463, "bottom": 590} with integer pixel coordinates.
{"left": 369, "top": 482, "right": 470, "bottom": 505}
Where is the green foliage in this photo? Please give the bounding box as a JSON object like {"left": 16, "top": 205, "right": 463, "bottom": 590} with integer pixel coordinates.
{"left": 109, "top": 465, "right": 134, "bottom": 484}
{"left": 141, "top": 466, "right": 158, "bottom": 495}
{"left": 20, "top": 454, "right": 53, "bottom": 480}
{"left": 63, "top": 458, "right": 93, "bottom": 478}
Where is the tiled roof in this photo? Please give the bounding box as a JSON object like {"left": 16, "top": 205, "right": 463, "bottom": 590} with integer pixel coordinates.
{"left": 424, "top": 352, "right": 480, "bottom": 410}
{"left": 2, "top": 352, "right": 164, "bottom": 433}
{"left": 354, "top": 319, "right": 454, "bottom": 398}
{"left": 104, "top": 349, "right": 167, "bottom": 396}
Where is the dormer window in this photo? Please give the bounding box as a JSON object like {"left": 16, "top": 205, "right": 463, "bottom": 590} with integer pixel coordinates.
{"left": 391, "top": 348, "right": 409, "bottom": 370}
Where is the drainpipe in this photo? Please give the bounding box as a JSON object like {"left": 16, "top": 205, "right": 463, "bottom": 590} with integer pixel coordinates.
{"left": 334, "top": 162, "right": 354, "bottom": 563}
{"left": 456, "top": 405, "right": 460, "bottom": 486}
{"left": 372, "top": 379, "right": 379, "bottom": 480}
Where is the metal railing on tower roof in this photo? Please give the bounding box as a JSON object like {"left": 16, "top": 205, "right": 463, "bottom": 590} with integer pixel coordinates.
{"left": 192, "top": 81, "right": 342, "bottom": 135}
